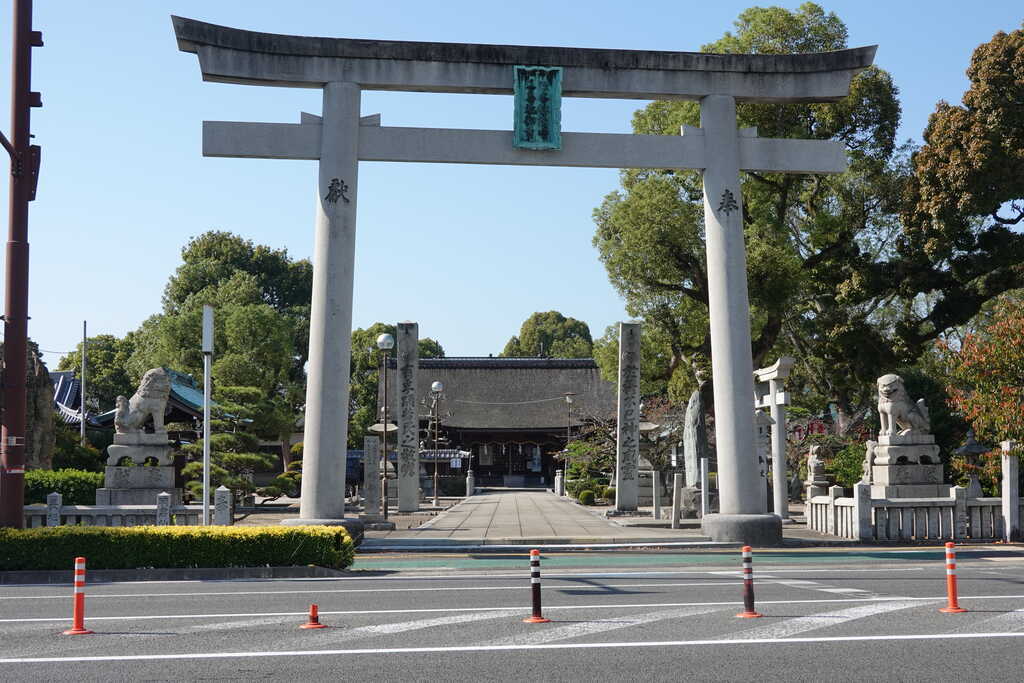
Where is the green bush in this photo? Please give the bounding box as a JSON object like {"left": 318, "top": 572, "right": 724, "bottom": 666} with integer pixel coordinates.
{"left": 578, "top": 489, "right": 596, "bottom": 505}
{"left": 827, "top": 442, "right": 866, "bottom": 489}
{"left": 603, "top": 486, "right": 616, "bottom": 500}
{"left": 0, "top": 525, "right": 355, "bottom": 571}
{"left": 24, "top": 469, "right": 104, "bottom": 505}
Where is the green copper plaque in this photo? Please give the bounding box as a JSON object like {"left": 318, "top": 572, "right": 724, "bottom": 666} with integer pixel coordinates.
{"left": 513, "top": 66, "right": 562, "bottom": 150}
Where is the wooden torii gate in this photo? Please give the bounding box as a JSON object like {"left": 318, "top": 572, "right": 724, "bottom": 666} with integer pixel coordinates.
{"left": 173, "top": 16, "right": 874, "bottom": 542}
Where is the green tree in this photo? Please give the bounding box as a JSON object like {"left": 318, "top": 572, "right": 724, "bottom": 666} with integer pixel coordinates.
{"left": 592, "top": 4, "right": 1024, "bottom": 431}
{"left": 57, "top": 334, "right": 136, "bottom": 412}
{"left": 129, "top": 232, "right": 312, "bottom": 467}
{"left": 501, "top": 311, "right": 593, "bottom": 358}
{"left": 347, "top": 323, "right": 445, "bottom": 448}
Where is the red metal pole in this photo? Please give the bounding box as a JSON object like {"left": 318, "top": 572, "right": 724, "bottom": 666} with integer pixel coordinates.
{"left": 0, "top": 0, "right": 41, "bottom": 529}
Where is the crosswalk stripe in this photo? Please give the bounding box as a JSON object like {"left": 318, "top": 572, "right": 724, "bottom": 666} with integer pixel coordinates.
{"left": 484, "top": 605, "right": 724, "bottom": 647}
{"left": 956, "top": 608, "right": 1024, "bottom": 632}
{"left": 734, "top": 600, "right": 924, "bottom": 640}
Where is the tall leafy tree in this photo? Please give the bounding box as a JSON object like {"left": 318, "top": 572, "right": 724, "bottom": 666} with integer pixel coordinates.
{"left": 593, "top": 4, "right": 1023, "bottom": 431}
{"left": 57, "top": 334, "right": 136, "bottom": 412}
{"left": 501, "top": 311, "right": 593, "bottom": 358}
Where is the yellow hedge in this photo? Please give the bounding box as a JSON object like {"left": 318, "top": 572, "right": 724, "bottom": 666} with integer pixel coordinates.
{"left": 0, "top": 525, "right": 354, "bottom": 571}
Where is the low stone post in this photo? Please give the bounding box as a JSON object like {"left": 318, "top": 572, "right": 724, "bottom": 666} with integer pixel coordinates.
{"left": 46, "top": 491, "right": 62, "bottom": 527}
{"left": 671, "top": 473, "right": 683, "bottom": 530}
{"left": 1002, "top": 441, "right": 1019, "bottom": 543}
{"left": 827, "top": 485, "right": 842, "bottom": 536}
{"left": 156, "top": 491, "right": 172, "bottom": 525}
{"left": 652, "top": 472, "right": 662, "bottom": 520}
{"left": 214, "top": 485, "right": 233, "bottom": 526}
{"left": 362, "top": 436, "right": 382, "bottom": 520}
{"left": 853, "top": 483, "right": 873, "bottom": 542}
{"left": 554, "top": 469, "right": 563, "bottom": 497}
{"left": 952, "top": 485, "right": 968, "bottom": 540}
{"left": 466, "top": 470, "right": 475, "bottom": 497}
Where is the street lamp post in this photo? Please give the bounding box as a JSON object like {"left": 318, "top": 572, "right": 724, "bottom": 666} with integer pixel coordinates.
{"left": 430, "top": 380, "right": 444, "bottom": 508}
{"left": 377, "top": 333, "right": 394, "bottom": 520}
{"left": 563, "top": 393, "right": 575, "bottom": 475}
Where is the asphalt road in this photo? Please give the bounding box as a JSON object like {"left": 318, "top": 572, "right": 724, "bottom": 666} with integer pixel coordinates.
{"left": 2, "top": 548, "right": 1024, "bottom": 681}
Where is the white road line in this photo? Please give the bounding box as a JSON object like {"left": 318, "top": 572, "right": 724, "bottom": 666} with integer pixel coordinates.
{"left": 0, "top": 566, "right": 931, "bottom": 590}
{"left": 957, "top": 608, "right": 1024, "bottom": 632}
{"left": 484, "top": 605, "right": 723, "bottom": 646}
{"left": 189, "top": 608, "right": 521, "bottom": 634}
{"left": 3, "top": 594, "right": 1022, "bottom": 625}
{"left": 0, "top": 581, "right": 749, "bottom": 601}
{"left": 3, "top": 631, "right": 1024, "bottom": 663}
{"left": 734, "top": 600, "right": 925, "bottom": 640}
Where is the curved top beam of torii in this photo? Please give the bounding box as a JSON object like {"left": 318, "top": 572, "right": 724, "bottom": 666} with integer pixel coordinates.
{"left": 172, "top": 16, "right": 876, "bottom": 103}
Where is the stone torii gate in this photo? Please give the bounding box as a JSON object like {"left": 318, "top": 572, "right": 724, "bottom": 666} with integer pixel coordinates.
{"left": 172, "top": 16, "right": 874, "bottom": 542}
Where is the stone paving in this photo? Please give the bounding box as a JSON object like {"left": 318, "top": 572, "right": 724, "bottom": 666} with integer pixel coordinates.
{"left": 363, "top": 489, "right": 705, "bottom": 545}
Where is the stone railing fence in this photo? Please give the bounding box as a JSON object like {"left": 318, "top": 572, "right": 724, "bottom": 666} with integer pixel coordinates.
{"left": 23, "top": 486, "right": 234, "bottom": 528}
{"left": 809, "top": 440, "right": 1020, "bottom": 542}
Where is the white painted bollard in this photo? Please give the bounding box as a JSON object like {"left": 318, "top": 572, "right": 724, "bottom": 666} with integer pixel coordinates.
{"left": 46, "top": 491, "right": 62, "bottom": 527}
{"left": 156, "top": 492, "right": 172, "bottom": 525}
{"left": 671, "top": 473, "right": 683, "bottom": 529}
{"left": 1002, "top": 441, "right": 1019, "bottom": 543}
{"left": 466, "top": 471, "right": 475, "bottom": 497}
{"left": 554, "top": 469, "right": 564, "bottom": 497}
{"left": 700, "top": 457, "right": 710, "bottom": 517}
{"left": 214, "top": 485, "right": 233, "bottom": 526}
{"left": 652, "top": 472, "right": 662, "bottom": 520}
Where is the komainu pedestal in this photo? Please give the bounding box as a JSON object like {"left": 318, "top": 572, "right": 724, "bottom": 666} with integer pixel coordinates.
{"left": 95, "top": 368, "right": 183, "bottom": 506}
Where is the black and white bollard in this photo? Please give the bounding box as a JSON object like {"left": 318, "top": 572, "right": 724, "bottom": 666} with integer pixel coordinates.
{"left": 523, "top": 549, "right": 551, "bottom": 623}
{"left": 736, "top": 545, "right": 763, "bottom": 618}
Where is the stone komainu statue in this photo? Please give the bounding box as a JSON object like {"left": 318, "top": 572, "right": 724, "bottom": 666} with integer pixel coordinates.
{"left": 114, "top": 368, "right": 172, "bottom": 434}
{"left": 876, "top": 373, "right": 931, "bottom": 436}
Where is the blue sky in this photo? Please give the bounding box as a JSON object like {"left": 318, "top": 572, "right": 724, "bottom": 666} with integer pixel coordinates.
{"left": 0, "top": 1, "right": 1020, "bottom": 364}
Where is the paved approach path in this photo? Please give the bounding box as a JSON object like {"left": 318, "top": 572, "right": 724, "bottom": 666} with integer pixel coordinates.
{"left": 364, "top": 489, "right": 703, "bottom": 546}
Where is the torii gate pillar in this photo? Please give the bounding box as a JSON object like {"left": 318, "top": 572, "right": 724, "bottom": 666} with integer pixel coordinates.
{"left": 282, "top": 82, "right": 361, "bottom": 526}
{"left": 698, "top": 95, "right": 781, "bottom": 544}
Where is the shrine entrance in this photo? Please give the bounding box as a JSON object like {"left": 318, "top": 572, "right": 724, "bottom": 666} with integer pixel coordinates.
{"left": 173, "top": 15, "right": 874, "bottom": 543}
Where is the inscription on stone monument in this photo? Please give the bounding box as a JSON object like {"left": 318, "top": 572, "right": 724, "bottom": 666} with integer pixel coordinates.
{"left": 396, "top": 322, "right": 420, "bottom": 512}
{"left": 615, "top": 322, "right": 641, "bottom": 511}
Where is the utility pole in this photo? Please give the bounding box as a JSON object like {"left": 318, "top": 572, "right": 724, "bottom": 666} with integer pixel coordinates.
{"left": 0, "top": 0, "right": 43, "bottom": 529}
{"left": 80, "top": 321, "right": 87, "bottom": 446}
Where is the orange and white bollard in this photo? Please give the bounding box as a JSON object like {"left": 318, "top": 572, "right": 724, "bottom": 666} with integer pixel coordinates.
{"left": 62, "top": 557, "right": 94, "bottom": 635}
{"left": 939, "top": 542, "right": 968, "bottom": 613}
{"left": 300, "top": 603, "right": 329, "bottom": 629}
{"left": 523, "top": 549, "right": 551, "bottom": 623}
{"left": 736, "top": 545, "right": 763, "bottom": 618}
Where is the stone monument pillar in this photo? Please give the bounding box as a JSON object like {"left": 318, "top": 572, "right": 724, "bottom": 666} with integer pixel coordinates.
{"left": 614, "top": 322, "right": 641, "bottom": 512}
{"left": 396, "top": 322, "right": 419, "bottom": 513}
{"left": 96, "top": 368, "right": 181, "bottom": 506}
{"left": 286, "top": 82, "right": 361, "bottom": 526}
{"left": 698, "top": 95, "right": 781, "bottom": 544}
{"left": 682, "top": 389, "right": 707, "bottom": 488}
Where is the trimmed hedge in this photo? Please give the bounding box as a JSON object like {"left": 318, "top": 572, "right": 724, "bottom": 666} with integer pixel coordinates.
{"left": 25, "top": 469, "right": 104, "bottom": 505}
{"left": 0, "top": 526, "right": 355, "bottom": 571}
{"left": 578, "top": 490, "right": 596, "bottom": 505}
